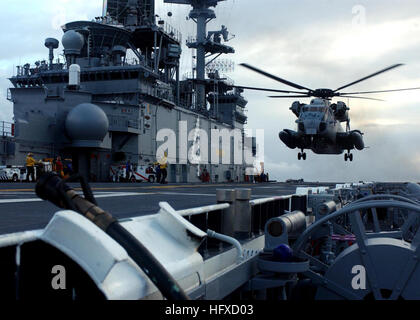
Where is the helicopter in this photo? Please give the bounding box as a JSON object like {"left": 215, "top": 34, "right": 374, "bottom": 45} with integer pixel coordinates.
{"left": 236, "top": 63, "right": 420, "bottom": 161}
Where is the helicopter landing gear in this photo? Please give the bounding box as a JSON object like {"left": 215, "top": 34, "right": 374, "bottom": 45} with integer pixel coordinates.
{"left": 298, "top": 151, "right": 307, "bottom": 161}
{"left": 344, "top": 152, "right": 353, "bottom": 162}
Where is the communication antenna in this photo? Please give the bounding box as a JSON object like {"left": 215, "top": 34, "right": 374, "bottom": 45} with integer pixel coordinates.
{"left": 206, "top": 59, "right": 235, "bottom": 74}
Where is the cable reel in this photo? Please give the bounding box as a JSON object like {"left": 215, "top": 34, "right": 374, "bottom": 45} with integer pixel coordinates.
{"left": 292, "top": 197, "right": 420, "bottom": 300}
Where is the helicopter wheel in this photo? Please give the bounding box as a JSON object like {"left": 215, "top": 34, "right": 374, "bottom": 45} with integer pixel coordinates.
{"left": 345, "top": 153, "right": 353, "bottom": 162}
{"left": 298, "top": 153, "right": 302, "bottom": 161}
{"left": 302, "top": 153, "right": 307, "bottom": 161}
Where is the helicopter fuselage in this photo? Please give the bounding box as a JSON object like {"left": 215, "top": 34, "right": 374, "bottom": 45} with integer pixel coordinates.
{"left": 279, "top": 98, "right": 364, "bottom": 158}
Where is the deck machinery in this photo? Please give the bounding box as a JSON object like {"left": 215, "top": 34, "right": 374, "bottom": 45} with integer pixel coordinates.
{"left": 1, "top": 180, "right": 420, "bottom": 300}
{"left": 6, "top": 0, "right": 250, "bottom": 182}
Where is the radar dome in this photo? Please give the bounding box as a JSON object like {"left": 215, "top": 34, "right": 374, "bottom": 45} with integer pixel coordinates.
{"left": 65, "top": 103, "right": 109, "bottom": 148}
{"left": 45, "top": 38, "right": 59, "bottom": 49}
{"left": 62, "top": 30, "right": 85, "bottom": 55}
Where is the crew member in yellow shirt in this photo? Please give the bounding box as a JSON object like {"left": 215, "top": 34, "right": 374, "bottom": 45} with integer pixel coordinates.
{"left": 158, "top": 152, "right": 168, "bottom": 184}
{"left": 25, "top": 153, "right": 36, "bottom": 182}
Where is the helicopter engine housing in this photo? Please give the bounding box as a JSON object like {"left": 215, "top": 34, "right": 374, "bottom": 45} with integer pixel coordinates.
{"left": 334, "top": 101, "right": 349, "bottom": 122}
{"left": 279, "top": 129, "right": 299, "bottom": 149}
{"left": 351, "top": 130, "right": 364, "bottom": 150}
{"left": 290, "top": 101, "right": 305, "bottom": 118}
{"left": 336, "top": 130, "right": 364, "bottom": 151}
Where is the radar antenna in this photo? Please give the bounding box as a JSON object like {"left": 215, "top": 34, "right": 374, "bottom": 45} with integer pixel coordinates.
{"left": 164, "top": 0, "right": 234, "bottom": 111}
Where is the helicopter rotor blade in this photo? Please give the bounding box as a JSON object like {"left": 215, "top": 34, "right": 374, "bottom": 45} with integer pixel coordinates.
{"left": 232, "top": 85, "right": 306, "bottom": 94}
{"left": 269, "top": 95, "right": 312, "bottom": 99}
{"left": 240, "top": 63, "right": 314, "bottom": 91}
{"left": 338, "top": 95, "right": 385, "bottom": 102}
{"left": 335, "top": 64, "right": 404, "bottom": 92}
{"left": 339, "top": 87, "right": 420, "bottom": 95}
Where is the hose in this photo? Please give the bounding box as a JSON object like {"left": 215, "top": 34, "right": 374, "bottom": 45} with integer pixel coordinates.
{"left": 36, "top": 173, "right": 189, "bottom": 300}
{"left": 207, "top": 229, "right": 244, "bottom": 262}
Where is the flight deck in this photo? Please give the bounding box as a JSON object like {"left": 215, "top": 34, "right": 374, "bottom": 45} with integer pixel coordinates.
{"left": 0, "top": 182, "right": 335, "bottom": 235}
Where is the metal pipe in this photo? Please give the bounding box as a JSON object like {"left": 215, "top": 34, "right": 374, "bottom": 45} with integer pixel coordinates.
{"left": 207, "top": 229, "right": 243, "bottom": 262}
{"left": 178, "top": 203, "right": 230, "bottom": 217}
{"left": 217, "top": 189, "right": 236, "bottom": 236}
{"left": 349, "top": 194, "right": 419, "bottom": 206}
{"left": 235, "top": 189, "right": 252, "bottom": 239}
{"left": 176, "top": 63, "right": 180, "bottom": 106}
{"left": 317, "top": 201, "right": 337, "bottom": 216}
{"left": 250, "top": 196, "right": 293, "bottom": 207}
{"left": 156, "top": 34, "right": 163, "bottom": 74}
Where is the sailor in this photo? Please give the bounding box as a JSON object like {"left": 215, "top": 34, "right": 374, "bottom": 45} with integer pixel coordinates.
{"left": 63, "top": 159, "right": 73, "bottom": 178}
{"left": 126, "top": 160, "right": 132, "bottom": 181}
{"left": 154, "top": 162, "right": 161, "bottom": 184}
{"left": 159, "top": 152, "right": 168, "bottom": 184}
{"left": 25, "top": 153, "right": 36, "bottom": 182}
{"left": 55, "top": 156, "right": 64, "bottom": 177}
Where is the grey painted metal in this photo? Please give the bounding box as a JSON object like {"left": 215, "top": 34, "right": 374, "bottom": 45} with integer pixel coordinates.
{"left": 235, "top": 188, "right": 252, "bottom": 238}
{"left": 236, "top": 188, "right": 252, "bottom": 200}
{"left": 62, "top": 30, "right": 85, "bottom": 59}
{"left": 347, "top": 194, "right": 420, "bottom": 239}
{"left": 6, "top": 0, "right": 248, "bottom": 183}
{"left": 264, "top": 211, "right": 306, "bottom": 250}
{"left": 250, "top": 195, "right": 293, "bottom": 207}
{"left": 44, "top": 38, "right": 59, "bottom": 68}
{"left": 217, "top": 189, "right": 236, "bottom": 202}
{"left": 407, "top": 183, "right": 420, "bottom": 195}
{"left": 192, "top": 238, "right": 262, "bottom": 300}
{"left": 294, "top": 200, "right": 420, "bottom": 253}
{"left": 65, "top": 103, "right": 109, "bottom": 148}
{"left": 164, "top": 0, "right": 228, "bottom": 110}
{"left": 258, "top": 255, "right": 309, "bottom": 273}
{"left": 294, "top": 199, "right": 420, "bottom": 300}
{"left": 350, "top": 194, "right": 420, "bottom": 206}
{"left": 217, "top": 189, "right": 236, "bottom": 236}
{"left": 207, "top": 229, "right": 243, "bottom": 262}
{"left": 0, "top": 230, "right": 42, "bottom": 248}
{"left": 317, "top": 200, "right": 337, "bottom": 216}
{"left": 0, "top": 183, "right": 420, "bottom": 300}
{"left": 178, "top": 203, "right": 230, "bottom": 217}
{"left": 277, "top": 210, "right": 306, "bottom": 235}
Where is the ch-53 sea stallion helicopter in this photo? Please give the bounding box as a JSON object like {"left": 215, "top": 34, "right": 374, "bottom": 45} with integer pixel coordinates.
{"left": 236, "top": 63, "right": 420, "bottom": 161}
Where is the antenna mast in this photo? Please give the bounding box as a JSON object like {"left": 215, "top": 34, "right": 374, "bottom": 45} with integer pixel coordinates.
{"left": 164, "top": 0, "right": 233, "bottom": 111}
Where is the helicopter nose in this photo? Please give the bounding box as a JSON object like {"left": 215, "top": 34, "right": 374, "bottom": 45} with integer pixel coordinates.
{"left": 304, "top": 120, "right": 318, "bottom": 135}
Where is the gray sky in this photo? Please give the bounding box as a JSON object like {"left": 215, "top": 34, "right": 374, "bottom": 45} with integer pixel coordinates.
{"left": 1, "top": 0, "right": 420, "bottom": 182}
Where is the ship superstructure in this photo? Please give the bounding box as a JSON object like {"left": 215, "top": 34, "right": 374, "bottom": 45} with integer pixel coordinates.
{"left": 5, "top": 0, "right": 252, "bottom": 182}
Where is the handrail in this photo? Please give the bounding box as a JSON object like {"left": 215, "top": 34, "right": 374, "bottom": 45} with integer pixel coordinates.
{"left": 178, "top": 203, "right": 230, "bottom": 217}
{"left": 250, "top": 195, "right": 293, "bottom": 207}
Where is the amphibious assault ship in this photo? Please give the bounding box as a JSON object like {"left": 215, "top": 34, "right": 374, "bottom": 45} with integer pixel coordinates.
{"left": 2, "top": 0, "right": 253, "bottom": 182}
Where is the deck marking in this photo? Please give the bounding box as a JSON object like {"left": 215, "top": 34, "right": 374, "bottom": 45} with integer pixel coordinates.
{"left": 0, "top": 192, "right": 156, "bottom": 204}
{"left": 0, "top": 183, "right": 256, "bottom": 193}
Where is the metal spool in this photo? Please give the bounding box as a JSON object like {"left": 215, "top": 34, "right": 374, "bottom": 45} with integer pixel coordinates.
{"left": 293, "top": 199, "right": 420, "bottom": 300}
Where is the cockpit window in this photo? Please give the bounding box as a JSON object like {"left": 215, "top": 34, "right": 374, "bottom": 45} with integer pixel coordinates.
{"left": 303, "top": 106, "right": 327, "bottom": 113}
